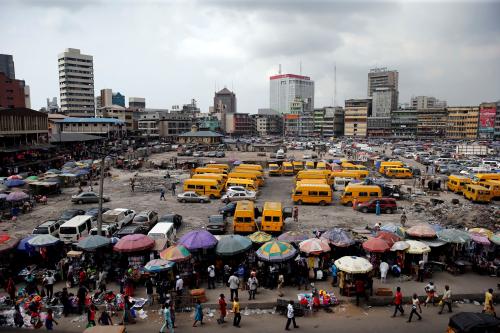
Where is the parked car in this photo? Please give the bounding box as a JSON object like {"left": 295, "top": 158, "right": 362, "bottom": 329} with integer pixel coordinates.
{"left": 193, "top": 151, "right": 204, "bottom": 157}
{"left": 71, "top": 192, "right": 110, "bottom": 204}
{"left": 226, "top": 186, "right": 249, "bottom": 196}
{"left": 207, "top": 151, "right": 217, "bottom": 157}
{"left": 102, "top": 208, "right": 136, "bottom": 228}
{"left": 133, "top": 210, "right": 159, "bottom": 229}
{"left": 207, "top": 214, "right": 227, "bottom": 234}
{"left": 177, "top": 191, "right": 210, "bottom": 203}
{"left": 113, "top": 225, "right": 149, "bottom": 238}
{"left": 218, "top": 202, "right": 237, "bottom": 217}
{"left": 85, "top": 207, "right": 111, "bottom": 218}
{"left": 303, "top": 154, "right": 312, "bottom": 159}
{"left": 89, "top": 223, "right": 118, "bottom": 237}
{"left": 59, "top": 209, "right": 86, "bottom": 222}
{"left": 215, "top": 151, "right": 225, "bottom": 158}
{"left": 356, "top": 198, "right": 397, "bottom": 214}
{"left": 158, "top": 213, "right": 183, "bottom": 229}
{"left": 32, "top": 220, "right": 62, "bottom": 237}
{"left": 221, "top": 190, "right": 257, "bottom": 203}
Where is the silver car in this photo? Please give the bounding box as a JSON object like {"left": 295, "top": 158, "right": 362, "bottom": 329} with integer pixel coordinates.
{"left": 177, "top": 191, "right": 210, "bottom": 203}
{"left": 71, "top": 192, "right": 110, "bottom": 204}
{"left": 221, "top": 190, "right": 257, "bottom": 203}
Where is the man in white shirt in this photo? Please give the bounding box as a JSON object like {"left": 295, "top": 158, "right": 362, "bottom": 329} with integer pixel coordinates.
{"left": 228, "top": 273, "right": 240, "bottom": 302}
{"left": 380, "top": 261, "right": 389, "bottom": 283}
{"left": 44, "top": 272, "right": 56, "bottom": 299}
{"left": 438, "top": 285, "right": 452, "bottom": 314}
{"left": 285, "top": 300, "right": 299, "bottom": 330}
{"left": 424, "top": 281, "right": 436, "bottom": 306}
{"left": 175, "top": 275, "right": 184, "bottom": 295}
{"left": 207, "top": 265, "right": 216, "bottom": 290}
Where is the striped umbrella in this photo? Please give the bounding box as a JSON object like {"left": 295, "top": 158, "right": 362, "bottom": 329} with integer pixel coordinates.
{"left": 144, "top": 259, "right": 175, "bottom": 272}
{"left": 256, "top": 240, "right": 297, "bottom": 262}
{"left": 277, "top": 231, "right": 309, "bottom": 244}
{"left": 160, "top": 245, "right": 192, "bottom": 262}
{"left": 299, "top": 238, "right": 331, "bottom": 255}
{"left": 248, "top": 231, "right": 272, "bottom": 244}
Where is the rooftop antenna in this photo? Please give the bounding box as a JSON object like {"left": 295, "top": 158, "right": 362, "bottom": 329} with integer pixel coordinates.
{"left": 279, "top": 64, "right": 282, "bottom": 74}
{"left": 334, "top": 63, "right": 337, "bottom": 107}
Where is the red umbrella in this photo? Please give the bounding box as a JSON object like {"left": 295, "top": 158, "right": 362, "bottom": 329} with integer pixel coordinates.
{"left": 0, "top": 234, "right": 10, "bottom": 243}
{"left": 376, "top": 231, "right": 401, "bottom": 247}
{"left": 113, "top": 234, "right": 154, "bottom": 253}
{"left": 0, "top": 235, "right": 19, "bottom": 254}
{"left": 362, "top": 238, "right": 390, "bottom": 253}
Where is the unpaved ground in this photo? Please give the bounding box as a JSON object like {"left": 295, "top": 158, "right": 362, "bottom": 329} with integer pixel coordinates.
{"left": 3, "top": 150, "right": 498, "bottom": 240}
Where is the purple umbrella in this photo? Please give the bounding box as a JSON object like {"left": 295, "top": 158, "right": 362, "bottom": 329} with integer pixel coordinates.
{"left": 6, "top": 191, "right": 29, "bottom": 202}
{"left": 469, "top": 233, "right": 490, "bottom": 245}
{"left": 5, "top": 179, "right": 25, "bottom": 187}
{"left": 321, "top": 228, "right": 355, "bottom": 247}
{"left": 0, "top": 193, "right": 8, "bottom": 200}
{"left": 178, "top": 230, "right": 218, "bottom": 250}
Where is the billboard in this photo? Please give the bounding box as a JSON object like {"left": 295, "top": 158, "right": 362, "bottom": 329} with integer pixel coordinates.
{"left": 479, "top": 107, "right": 496, "bottom": 129}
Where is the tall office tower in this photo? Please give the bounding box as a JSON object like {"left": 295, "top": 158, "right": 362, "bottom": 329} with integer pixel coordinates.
{"left": 367, "top": 68, "right": 398, "bottom": 111}
{"left": 58, "top": 48, "right": 95, "bottom": 117}
{"left": 270, "top": 73, "right": 314, "bottom": 114}
{"left": 0, "top": 54, "right": 15, "bottom": 79}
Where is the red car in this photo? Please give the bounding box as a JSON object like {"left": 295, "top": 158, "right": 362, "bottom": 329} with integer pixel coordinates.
{"left": 356, "top": 198, "right": 397, "bottom": 214}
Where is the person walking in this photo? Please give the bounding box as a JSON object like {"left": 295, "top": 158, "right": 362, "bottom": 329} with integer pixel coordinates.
{"left": 483, "top": 288, "right": 496, "bottom": 317}
{"left": 171, "top": 182, "right": 176, "bottom": 196}
{"left": 217, "top": 294, "right": 227, "bottom": 324}
{"left": 87, "top": 304, "right": 97, "bottom": 328}
{"left": 330, "top": 262, "right": 338, "bottom": 287}
{"left": 160, "top": 303, "right": 174, "bottom": 333}
{"left": 392, "top": 287, "right": 404, "bottom": 317}
{"left": 375, "top": 200, "right": 381, "bottom": 216}
{"left": 228, "top": 272, "right": 240, "bottom": 302}
{"left": 192, "top": 299, "right": 204, "bottom": 327}
{"left": 424, "top": 281, "right": 436, "bottom": 306}
{"left": 278, "top": 273, "right": 285, "bottom": 297}
{"left": 285, "top": 300, "right": 299, "bottom": 330}
{"left": 293, "top": 206, "right": 298, "bottom": 223}
{"left": 207, "top": 265, "right": 216, "bottom": 289}
{"left": 45, "top": 308, "right": 58, "bottom": 330}
{"left": 380, "top": 261, "right": 389, "bottom": 284}
{"left": 417, "top": 259, "right": 425, "bottom": 282}
{"left": 408, "top": 293, "right": 422, "bottom": 323}
{"left": 145, "top": 277, "right": 154, "bottom": 306}
{"left": 175, "top": 275, "right": 184, "bottom": 296}
{"left": 160, "top": 188, "right": 166, "bottom": 201}
{"left": 352, "top": 198, "right": 358, "bottom": 210}
{"left": 232, "top": 297, "right": 241, "bottom": 327}
{"left": 400, "top": 211, "right": 407, "bottom": 227}
{"left": 438, "top": 285, "right": 452, "bottom": 314}
{"left": 247, "top": 275, "right": 258, "bottom": 300}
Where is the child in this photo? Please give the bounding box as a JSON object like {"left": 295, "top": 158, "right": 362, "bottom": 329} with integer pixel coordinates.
{"left": 45, "top": 308, "right": 58, "bottom": 330}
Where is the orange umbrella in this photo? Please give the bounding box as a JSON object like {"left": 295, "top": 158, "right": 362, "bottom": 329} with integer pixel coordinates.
{"left": 406, "top": 224, "right": 436, "bottom": 238}
{"left": 362, "top": 238, "right": 390, "bottom": 253}
{"left": 376, "top": 231, "right": 401, "bottom": 247}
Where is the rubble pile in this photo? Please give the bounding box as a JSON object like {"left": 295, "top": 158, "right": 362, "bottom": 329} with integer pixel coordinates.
{"left": 408, "top": 199, "right": 500, "bottom": 230}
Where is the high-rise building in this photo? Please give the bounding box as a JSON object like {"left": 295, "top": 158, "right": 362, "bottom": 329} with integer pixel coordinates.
{"left": 367, "top": 68, "right": 398, "bottom": 110}
{"left": 100, "top": 88, "right": 113, "bottom": 107}
{"left": 410, "top": 96, "right": 447, "bottom": 109}
{"left": 314, "top": 107, "right": 344, "bottom": 137}
{"left": 344, "top": 98, "right": 372, "bottom": 137}
{"left": 417, "top": 108, "right": 447, "bottom": 138}
{"left": 46, "top": 97, "right": 60, "bottom": 113}
{"left": 270, "top": 73, "right": 314, "bottom": 114}
{"left": 372, "top": 88, "right": 394, "bottom": 117}
{"left": 112, "top": 92, "right": 125, "bottom": 107}
{"left": 446, "top": 106, "right": 479, "bottom": 139}
{"left": 495, "top": 101, "right": 500, "bottom": 139}
{"left": 129, "top": 97, "right": 146, "bottom": 109}
{"left": 213, "top": 88, "right": 237, "bottom": 133}
{"left": 58, "top": 48, "right": 95, "bottom": 117}
{"left": 0, "top": 54, "right": 15, "bottom": 79}
{"left": 392, "top": 108, "right": 417, "bottom": 138}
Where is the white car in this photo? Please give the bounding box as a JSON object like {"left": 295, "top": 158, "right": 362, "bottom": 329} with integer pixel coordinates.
{"left": 102, "top": 208, "right": 136, "bottom": 229}
{"left": 221, "top": 191, "right": 257, "bottom": 203}
{"left": 226, "top": 186, "right": 248, "bottom": 196}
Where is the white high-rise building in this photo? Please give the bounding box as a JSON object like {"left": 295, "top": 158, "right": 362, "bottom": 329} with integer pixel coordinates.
{"left": 58, "top": 48, "right": 95, "bottom": 117}
{"left": 270, "top": 74, "right": 314, "bottom": 114}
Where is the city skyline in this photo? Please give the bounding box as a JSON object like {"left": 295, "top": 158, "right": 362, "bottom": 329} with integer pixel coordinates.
{"left": 2, "top": 0, "right": 499, "bottom": 113}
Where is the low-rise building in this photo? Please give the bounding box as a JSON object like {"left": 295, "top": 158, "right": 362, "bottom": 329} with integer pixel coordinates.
{"left": 178, "top": 125, "right": 223, "bottom": 145}
{"left": 0, "top": 72, "right": 26, "bottom": 109}
{"left": 225, "top": 113, "right": 255, "bottom": 136}
{"left": 252, "top": 109, "right": 283, "bottom": 136}
{"left": 417, "top": 108, "right": 447, "bottom": 138}
{"left": 55, "top": 117, "right": 125, "bottom": 139}
{"left": 367, "top": 117, "right": 392, "bottom": 137}
{"left": 0, "top": 108, "right": 48, "bottom": 146}
{"left": 391, "top": 108, "right": 417, "bottom": 138}
{"left": 344, "top": 98, "right": 372, "bottom": 137}
{"left": 314, "top": 107, "right": 344, "bottom": 137}
{"left": 446, "top": 106, "right": 479, "bottom": 139}
{"left": 137, "top": 110, "right": 194, "bottom": 141}
{"left": 96, "top": 105, "right": 135, "bottom": 131}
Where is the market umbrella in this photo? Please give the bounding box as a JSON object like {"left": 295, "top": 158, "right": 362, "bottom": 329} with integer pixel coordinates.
{"left": 468, "top": 228, "right": 493, "bottom": 239}
{"left": 77, "top": 235, "right": 111, "bottom": 251}
{"left": 60, "top": 173, "right": 77, "bottom": 178}
{"left": 299, "top": 238, "right": 331, "bottom": 255}
{"left": 380, "top": 223, "right": 406, "bottom": 238}
{"left": 178, "top": 230, "right": 218, "bottom": 250}
{"left": 5, "top": 179, "right": 26, "bottom": 188}
{"left": 248, "top": 231, "right": 272, "bottom": 244}
{"left": 362, "top": 238, "right": 390, "bottom": 253}
{"left": 277, "top": 231, "right": 309, "bottom": 243}
{"left": 0, "top": 234, "right": 11, "bottom": 243}
{"left": 0, "top": 235, "right": 19, "bottom": 253}
{"left": 17, "top": 235, "right": 36, "bottom": 252}
{"left": 406, "top": 224, "right": 437, "bottom": 238}
{"left": 334, "top": 256, "right": 373, "bottom": 274}
{"left": 0, "top": 193, "right": 7, "bottom": 200}
{"left": 490, "top": 233, "right": 500, "bottom": 246}
{"left": 215, "top": 235, "right": 252, "bottom": 256}
{"left": 160, "top": 245, "right": 192, "bottom": 262}
{"left": 376, "top": 231, "right": 401, "bottom": 247}
{"left": 144, "top": 259, "right": 175, "bottom": 273}
{"left": 6, "top": 191, "right": 29, "bottom": 202}
{"left": 405, "top": 240, "right": 431, "bottom": 254}
{"left": 320, "top": 228, "right": 354, "bottom": 247}
{"left": 113, "top": 234, "right": 154, "bottom": 253}
{"left": 47, "top": 169, "right": 61, "bottom": 174}
{"left": 25, "top": 176, "right": 39, "bottom": 182}
{"left": 421, "top": 239, "right": 447, "bottom": 248}
{"left": 75, "top": 169, "right": 90, "bottom": 177}
{"left": 437, "top": 229, "right": 471, "bottom": 244}
{"left": 390, "top": 241, "right": 410, "bottom": 251}
{"left": 256, "top": 240, "right": 297, "bottom": 262}
{"left": 27, "top": 234, "right": 60, "bottom": 247}
{"left": 7, "top": 175, "right": 23, "bottom": 180}
{"left": 469, "top": 233, "right": 490, "bottom": 246}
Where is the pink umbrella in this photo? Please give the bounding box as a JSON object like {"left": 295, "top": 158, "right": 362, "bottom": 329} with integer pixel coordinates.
{"left": 469, "top": 233, "right": 490, "bottom": 245}
{"left": 6, "top": 191, "right": 29, "bottom": 202}
{"left": 299, "top": 238, "right": 331, "bottom": 255}
{"left": 7, "top": 175, "right": 23, "bottom": 180}
{"left": 113, "top": 234, "right": 155, "bottom": 253}
{"left": 406, "top": 224, "right": 437, "bottom": 238}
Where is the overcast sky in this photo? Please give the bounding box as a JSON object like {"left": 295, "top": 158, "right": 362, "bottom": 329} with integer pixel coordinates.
{"left": 2, "top": 0, "right": 500, "bottom": 112}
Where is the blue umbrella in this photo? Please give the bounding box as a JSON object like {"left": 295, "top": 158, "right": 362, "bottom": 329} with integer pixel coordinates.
{"left": 17, "top": 235, "right": 36, "bottom": 253}
{"left": 144, "top": 259, "right": 175, "bottom": 272}
{"left": 27, "top": 234, "right": 60, "bottom": 247}
{"left": 75, "top": 169, "right": 89, "bottom": 176}
{"left": 5, "top": 179, "right": 26, "bottom": 187}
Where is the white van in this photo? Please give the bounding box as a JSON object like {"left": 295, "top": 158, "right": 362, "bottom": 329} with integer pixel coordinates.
{"left": 147, "top": 222, "right": 176, "bottom": 245}
{"left": 59, "top": 215, "right": 94, "bottom": 243}
{"left": 333, "top": 177, "right": 353, "bottom": 191}
{"left": 102, "top": 208, "right": 135, "bottom": 229}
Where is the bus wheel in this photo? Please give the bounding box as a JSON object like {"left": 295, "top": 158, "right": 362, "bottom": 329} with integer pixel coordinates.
{"left": 347, "top": 201, "right": 353, "bottom": 207}
{"left": 297, "top": 200, "right": 303, "bottom": 205}
{"left": 319, "top": 200, "right": 326, "bottom": 206}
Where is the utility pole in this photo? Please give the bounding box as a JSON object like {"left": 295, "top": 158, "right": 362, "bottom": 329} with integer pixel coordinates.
{"left": 96, "top": 150, "right": 106, "bottom": 235}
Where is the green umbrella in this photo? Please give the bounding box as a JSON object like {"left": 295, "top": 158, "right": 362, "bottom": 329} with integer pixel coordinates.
{"left": 77, "top": 235, "right": 111, "bottom": 251}
{"left": 490, "top": 233, "right": 500, "bottom": 246}
{"left": 26, "top": 176, "right": 39, "bottom": 181}
{"left": 437, "top": 229, "right": 471, "bottom": 244}
{"left": 215, "top": 235, "right": 252, "bottom": 256}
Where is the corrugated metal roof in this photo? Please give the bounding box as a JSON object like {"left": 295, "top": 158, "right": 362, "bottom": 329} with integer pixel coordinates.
{"left": 55, "top": 117, "right": 124, "bottom": 124}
